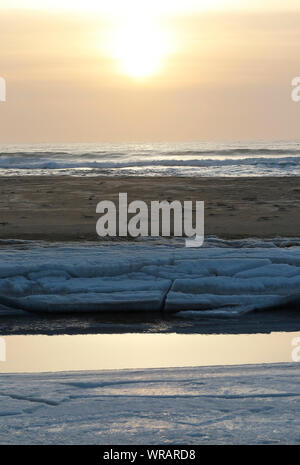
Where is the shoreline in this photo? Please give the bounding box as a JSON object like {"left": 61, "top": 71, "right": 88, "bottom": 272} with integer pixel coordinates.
{"left": 1, "top": 309, "right": 300, "bottom": 336}
{"left": 0, "top": 176, "right": 300, "bottom": 241}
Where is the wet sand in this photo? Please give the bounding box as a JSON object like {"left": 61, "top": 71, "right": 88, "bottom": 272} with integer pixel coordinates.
{"left": 0, "top": 176, "right": 299, "bottom": 241}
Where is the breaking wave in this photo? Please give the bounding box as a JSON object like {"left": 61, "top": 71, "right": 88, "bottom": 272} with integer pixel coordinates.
{"left": 0, "top": 141, "right": 300, "bottom": 176}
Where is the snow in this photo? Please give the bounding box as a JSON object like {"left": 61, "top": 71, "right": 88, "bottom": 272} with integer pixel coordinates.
{"left": 0, "top": 363, "right": 299, "bottom": 444}
{"left": 1, "top": 239, "right": 300, "bottom": 314}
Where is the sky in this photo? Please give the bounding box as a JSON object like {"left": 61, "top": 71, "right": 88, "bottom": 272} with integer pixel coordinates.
{"left": 0, "top": 1, "right": 300, "bottom": 143}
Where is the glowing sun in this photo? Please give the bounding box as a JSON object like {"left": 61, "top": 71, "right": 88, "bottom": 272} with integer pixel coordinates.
{"left": 110, "top": 20, "right": 170, "bottom": 78}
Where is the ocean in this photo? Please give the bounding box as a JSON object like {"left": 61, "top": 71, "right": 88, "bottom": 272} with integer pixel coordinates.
{"left": 1, "top": 141, "right": 300, "bottom": 177}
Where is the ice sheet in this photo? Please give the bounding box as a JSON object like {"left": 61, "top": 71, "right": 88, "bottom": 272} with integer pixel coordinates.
{"left": 0, "top": 363, "right": 299, "bottom": 444}
{"left": 0, "top": 240, "right": 300, "bottom": 315}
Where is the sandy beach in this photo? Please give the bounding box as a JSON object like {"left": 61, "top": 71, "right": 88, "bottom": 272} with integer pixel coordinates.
{"left": 0, "top": 176, "right": 299, "bottom": 241}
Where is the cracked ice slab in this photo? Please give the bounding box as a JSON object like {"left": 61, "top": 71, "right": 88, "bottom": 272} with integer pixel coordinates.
{"left": 0, "top": 241, "right": 300, "bottom": 314}
{"left": 6, "top": 290, "right": 168, "bottom": 313}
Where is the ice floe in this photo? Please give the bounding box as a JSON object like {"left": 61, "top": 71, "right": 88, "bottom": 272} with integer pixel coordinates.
{"left": 0, "top": 239, "right": 300, "bottom": 315}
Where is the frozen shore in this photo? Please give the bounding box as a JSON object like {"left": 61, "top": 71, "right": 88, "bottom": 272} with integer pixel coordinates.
{"left": 1, "top": 239, "right": 300, "bottom": 315}
{"left": 0, "top": 363, "right": 299, "bottom": 444}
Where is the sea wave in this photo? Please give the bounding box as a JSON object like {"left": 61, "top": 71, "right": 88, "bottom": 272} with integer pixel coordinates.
{"left": 0, "top": 142, "right": 299, "bottom": 176}
{"left": 2, "top": 147, "right": 300, "bottom": 158}
{"left": 0, "top": 156, "right": 299, "bottom": 170}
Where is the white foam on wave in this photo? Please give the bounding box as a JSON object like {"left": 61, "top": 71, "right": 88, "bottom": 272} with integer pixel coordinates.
{"left": 1, "top": 141, "right": 300, "bottom": 176}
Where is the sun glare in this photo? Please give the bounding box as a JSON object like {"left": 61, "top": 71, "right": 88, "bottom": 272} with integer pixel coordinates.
{"left": 109, "top": 20, "right": 171, "bottom": 79}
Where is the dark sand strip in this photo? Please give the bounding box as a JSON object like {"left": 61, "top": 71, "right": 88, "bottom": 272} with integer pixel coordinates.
{"left": 0, "top": 176, "right": 299, "bottom": 241}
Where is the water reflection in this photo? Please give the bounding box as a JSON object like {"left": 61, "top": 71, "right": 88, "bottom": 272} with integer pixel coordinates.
{"left": 0, "top": 331, "right": 299, "bottom": 373}
{"left": 1, "top": 309, "right": 300, "bottom": 336}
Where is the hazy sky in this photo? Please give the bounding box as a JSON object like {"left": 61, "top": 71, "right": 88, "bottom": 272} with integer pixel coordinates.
{"left": 0, "top": 1, "right": 300, "bottom": 143}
